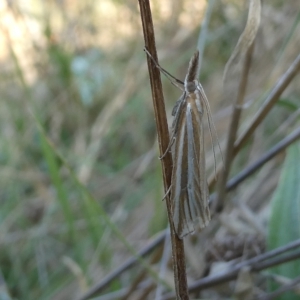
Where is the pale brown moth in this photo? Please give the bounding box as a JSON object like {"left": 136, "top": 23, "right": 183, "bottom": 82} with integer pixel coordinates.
{"left": 170, "top": 50, "right": 211, "bottom": 239}
{"left": 145, "top": 48, "right": 215, "bottom": 239}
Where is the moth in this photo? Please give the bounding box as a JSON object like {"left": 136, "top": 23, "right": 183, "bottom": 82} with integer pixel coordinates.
{"left": 169, "top": 50, "right": 211, "bottom": 239}
{"left": 145, "top": 48, "right": 217, "bottom": 239}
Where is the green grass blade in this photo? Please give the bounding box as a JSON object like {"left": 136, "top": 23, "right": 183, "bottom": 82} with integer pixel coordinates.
{"left": 267, "top": 142, "right": 300, "bottom": 300}
{"left": 39, "top": 132, "right": 75, "bottom": 240}
{"left": 35, "top": 125, "right": 172, "bottom": 292}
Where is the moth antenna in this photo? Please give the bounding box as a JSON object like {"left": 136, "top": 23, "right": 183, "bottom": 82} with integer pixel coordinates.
{"left": 198, "top": 84, "right": 224, "bottom": 178}
{"left": 144, "top": 48, "right": 184, "bottom": 91}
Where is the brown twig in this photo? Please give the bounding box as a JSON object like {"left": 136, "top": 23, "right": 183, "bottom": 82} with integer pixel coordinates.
{"left": 138, "top": 1, "right": 189, "bottom": 299}
{"left": 234, "top": 53, "right": 300, "bottom": 154}
{"left": 257, "top": 276, "right": 300, "bottom": 300}
{"left": 234, "top": 238, "right": 300, "bottom": 269}
{"left": 226, "top": 126, "right": 300, "bottom": 191}
{"left": 208, "top": 53, "right": 300, "bottom": 189}
{"left": 215, "top": 41, "right": 255, "bottom": 212}
{"left": 162, "top": 240, "right": 300, "bottom": 299}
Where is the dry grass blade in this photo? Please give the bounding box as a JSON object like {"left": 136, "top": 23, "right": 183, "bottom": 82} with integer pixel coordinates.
{"left": 135, "top": 282, "right": 156, "bottom": 300}
{"left": 155, "top": 231, "right": 171, "bottom": 300}
{"left": 234, "top": 53, "right": 300, "bottom": 153}
{"left": 196, "top": 0, "right": 216, "bottom": 77}
{"left": 120, "top": 247, "right": 164, "bottom": 300}
{"left": 215, "top": 0, "right": 261, "bottom": 211}
{"left": 234, "top": 238, "right": 300, "bottom": 269}
{"left": 78, "top": 76, "right": 137, "bottom": 183}
{"left": 75, "top": 231, "right": 165, "bottom": 300}
{"left": 223, "top": 0, "right": 261, "bottom": 80}
{"left": 120, "top": 270, "right": 148, "bottom": 300}
{"left": 190, "top": 250, "right": 300, "bottom": 295}
{"left": 257, "top": 276, "right": 300, "bottom": 300}
{"left": 226, "top": 126, "right": 300, "bottom": 191}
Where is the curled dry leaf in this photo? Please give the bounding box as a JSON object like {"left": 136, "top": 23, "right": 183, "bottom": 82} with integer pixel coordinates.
{"left": 223, "top": 0, "right": 261, "bottom": 81}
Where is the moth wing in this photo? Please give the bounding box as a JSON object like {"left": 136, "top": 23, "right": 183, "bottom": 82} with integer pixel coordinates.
{"left": 171, "top": 94, "right": 210, "bottom": 239}
{"left": 186, "top": 96, "right": 210, "bottom": 228}
{"left": 171, "top": 106, "right": 193, "bottom": 238}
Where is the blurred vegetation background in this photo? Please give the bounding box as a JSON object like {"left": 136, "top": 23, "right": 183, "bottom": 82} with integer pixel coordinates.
{"left": 0, "top": 0, "right": 299, "bottom": 299}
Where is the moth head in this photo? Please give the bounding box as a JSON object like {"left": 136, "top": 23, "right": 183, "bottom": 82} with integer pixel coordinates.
{"left": 185, "top": 79, "right": 198, "bottom": 93}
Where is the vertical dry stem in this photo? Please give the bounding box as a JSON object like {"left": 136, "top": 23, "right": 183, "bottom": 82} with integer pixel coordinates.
{"left": 138, "top": 0, "right": 189, "bottom": 299}
{"left": 215, "top": 42, "right": 255, "bottom": 211}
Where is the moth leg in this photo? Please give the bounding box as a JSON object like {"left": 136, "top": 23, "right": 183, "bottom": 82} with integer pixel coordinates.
{"left": 162, "top": 184, "right": 172, "bottom": 201}
{"left": 159, "top": 135, "right": 176, "bottom": 160}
